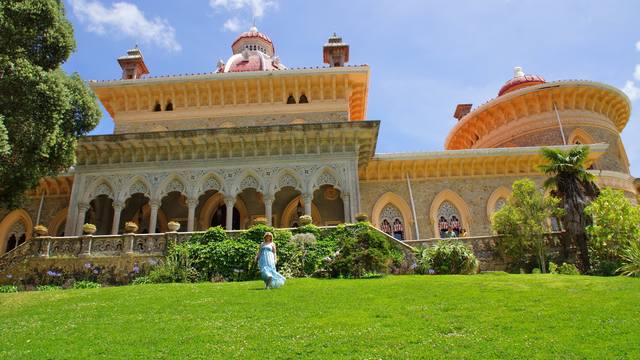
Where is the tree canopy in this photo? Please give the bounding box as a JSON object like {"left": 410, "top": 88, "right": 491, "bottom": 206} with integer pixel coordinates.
{"left": 0, "top": 0, "right": 100, "bottom": 208}
{"left": 492, "top": 178, "right": 562, "bottom": 273}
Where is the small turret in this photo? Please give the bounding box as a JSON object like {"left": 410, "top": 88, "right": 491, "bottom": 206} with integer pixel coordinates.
{"left": 323, "top": 33, "right": 349, "bottom": 67}
{"left": 117, "top": 46, "right": 149, "bottom": 80}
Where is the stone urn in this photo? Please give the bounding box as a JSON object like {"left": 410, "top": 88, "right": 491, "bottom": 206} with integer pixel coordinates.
{"left": 83, "top": 223, "right": 97, "bottom": 235}
{"left": 33, "top": 225, "right": 49, "bottom": 237}
{"left": 298, "top": 215, "right": 313, "bottom": 226}
{"left": 355, "top": 213, "right": 368, "bottom": 222}
{"left": 124, "top": 221, "right": 139, "bottom": 234}
{"left": 167, "top": 221, "right": 180, "bottom": 232}
{"left": 253, "top": 217, "right": 267, "bottom": 225}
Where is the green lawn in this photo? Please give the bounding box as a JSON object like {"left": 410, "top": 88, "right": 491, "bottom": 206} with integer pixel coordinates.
{"left": 1, "top": 275, "right": 639, "bottom": 359}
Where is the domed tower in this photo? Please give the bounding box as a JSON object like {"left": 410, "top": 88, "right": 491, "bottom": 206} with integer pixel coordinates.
{"left": 217, "top": 26, "right": 286, "bottom": 73}
{"left": 445, "top": 66, "right": 632, "bottom": 174}
{"left": 323, "top": 33, "right": 349, "bottom": 67}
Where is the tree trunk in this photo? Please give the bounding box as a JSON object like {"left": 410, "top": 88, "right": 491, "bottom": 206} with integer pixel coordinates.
{"left": 560, "top": 176, "right": 591, "bottom": 273}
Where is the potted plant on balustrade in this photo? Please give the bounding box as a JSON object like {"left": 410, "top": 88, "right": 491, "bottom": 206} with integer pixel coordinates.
{"left": 167, "top": 221, "right": 181, "bottom": 232}
{"left": 124, "top": 221, "right": 139, "bottom": 234}
{"left": 33, "top": 225, "right": 49, "bottom": 237}
{"left": 83, "top": 223, "right": 97, "bottom": 235}
{"left": 355, "top": 213, "right": 369, "bottom": 222}
{"left": 298, "top": 215, "right": 313, "bottom": 226}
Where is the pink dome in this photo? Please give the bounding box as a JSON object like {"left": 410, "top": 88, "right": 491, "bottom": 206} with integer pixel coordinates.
{"left": 498, "top": 67, "right": 546, "bottom": 96}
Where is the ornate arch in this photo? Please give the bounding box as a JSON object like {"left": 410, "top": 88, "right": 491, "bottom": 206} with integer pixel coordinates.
{"left": 82, "top": 177, "right": 115, "bottom": 203}
{"left": 0, "top": 209, "right": 33, "bottom": 255}
{"left": 568, "top": 128, "right": 595, "bottom": 145}
{"left": 197, "top": 192, "right": 249, "bottom": 230}
{"left": 48, "top": 207, "right": 68, "bottom": 236}
{"left": 371, "top": 192, "right": 414, "bottom": 240}
{"left": 120, "top": 175, "right": 152, "bottom": 202}
{"left": 271, "top": 169, "right": 304, "bottom": 194}
{"left": 196, "top": 172, "right": 224, "bottom": 198}
{"left": 429, "top": 189, "right": 472, "bottom": 237}
{"left": 232, "top": 170, "right": 264, "bottom": 196}
{"left": 281, "top": 195, "right": 322, "bottom": 227}
{"left": 486, "top": 186, "right": 511, "bottom": 221}
{"left": 155, "top": 174, "right": 188, "bottom": 199}
{"left": 308, "top": 166, "right": 342, "bottom": 193}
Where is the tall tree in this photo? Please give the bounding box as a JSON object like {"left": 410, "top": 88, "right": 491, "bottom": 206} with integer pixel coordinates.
{"left": 539, "top": 146, "right": 599, "bottom": 273}
{"left": 0, "top": 0, "right": 100, "bottom": 208}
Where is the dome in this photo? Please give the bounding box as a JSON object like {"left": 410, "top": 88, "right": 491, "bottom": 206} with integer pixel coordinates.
{"left": 498, "top": 67, "right": 546, "bottom": 96}
{"left": 231, "top": 25, "right": 275, "bottom": 56}
{"left": 217, "top": 26, "right": 285, "bottom": 73}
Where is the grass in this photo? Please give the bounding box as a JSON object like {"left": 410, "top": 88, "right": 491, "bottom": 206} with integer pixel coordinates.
{"left": 1, "top": 275, "right": 639, "bottom": 359}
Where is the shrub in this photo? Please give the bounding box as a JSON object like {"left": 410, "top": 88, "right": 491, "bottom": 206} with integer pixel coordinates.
{"left": 72, "top": 281, "right": 101, "bottom": 289}
{"left": 532, "top": 268, "right": 541, "bottom": 274}
{"left": 585, "top": 188, "right": 640, "bottom": 275}
{"left": 549, "top": 262, "right": 580, "bottom": 275}
{"left": 184, "top": 239, "right": 258, "bottom": 281}
{"left": 189, "top": 226, "right": 227, "bottom": 244}
{"left": 418, "top": 240, "right": 479, "bottom": 275}
{"left": 618, "top": 241, "right": 640, "bottom": 277}
{"left": 298, "top": 215, "right": 313, "bottom": 226}
{"left": 0, "top": 285, "right": 18, "bottom": 293}
{"left": 37, "top": 285, "right": 62, "bottom": 291}
{"left": 326, "top": 223, "right": 397, "bottom": 278}
{"left": 148, "top": 245, "right": 199, "bottom": 283}
{"left": 492, "top": 178, "right": 563, "bottom": 273}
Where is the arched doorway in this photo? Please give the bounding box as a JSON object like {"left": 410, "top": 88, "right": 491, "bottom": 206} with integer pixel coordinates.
{"left": 86, "top": 194, "right": 114, "bottom": 235}
{"left": 0, "top": 209, "right": 33, "bottom": 255}
{"left": 210, "top": 205, "right": 241, "bottom": 229}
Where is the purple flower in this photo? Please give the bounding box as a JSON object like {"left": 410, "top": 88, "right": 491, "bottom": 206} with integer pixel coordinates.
{"left": 92, "top": 269, "right": 99, "bottom": 275}
{"left": 46, "top": 270, "right": 61, "bottom": 277}
{"left": 133, "top": 264, "right": 140, "bottom": 274}
{"left": 84, "top": 262, "right": 92, "bottom": 269}
{"left": 6, "top": 274, "right": 13, "bottom": 279}
{"left": 428, "top": 269, "right": 436, "bottom": 275}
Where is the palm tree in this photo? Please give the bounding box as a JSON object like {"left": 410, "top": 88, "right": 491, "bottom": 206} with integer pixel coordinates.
{"left": 539, "top": 146, "right": 599, "bottom": 273}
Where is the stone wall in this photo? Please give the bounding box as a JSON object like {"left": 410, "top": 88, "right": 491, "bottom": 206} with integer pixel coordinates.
{"left": 504, "top": 125, "right": 629, "bottom": 173}
{"left": 360, "top": 175, "right": 546, "bottom": 239}
{"left": 116, "top": 111, "right": 349, "bottom": 133}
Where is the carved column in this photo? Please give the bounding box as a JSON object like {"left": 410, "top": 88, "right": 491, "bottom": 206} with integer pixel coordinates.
{"left": 342, "top": 192, "right": 351, "bottom": 223}
{"left": 75, "top": 202, "right": 90, "bottom": 236}
{"left": 264, "top": 194, "right": 274, "bottom": 226}
{"left": 149, "top": 199, "right": 160, "bottom": 234}
{"left": 302, "top": 193, "right": 313, "bottom": 217}
{"left": 111, "top": 201, "right": 124, "bottom": 235}
{"left": 187, "top": 198, "right": 198, "bottom": 232}
{"left": 224, "top": 196, "right": 236, "bottom": 230}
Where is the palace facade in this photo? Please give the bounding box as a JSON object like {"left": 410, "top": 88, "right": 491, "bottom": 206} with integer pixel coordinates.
{"left": 1, "top": 27, "right": 637, "bottom": 254}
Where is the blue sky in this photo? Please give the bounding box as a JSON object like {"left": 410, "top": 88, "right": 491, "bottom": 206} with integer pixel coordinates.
{"left": 62, "top": 0, "right": 640, "bottom": 176}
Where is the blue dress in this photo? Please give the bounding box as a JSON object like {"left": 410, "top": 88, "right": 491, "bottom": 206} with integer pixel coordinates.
{"left": 258, "top": 243, "right": 286, "bottom": 288}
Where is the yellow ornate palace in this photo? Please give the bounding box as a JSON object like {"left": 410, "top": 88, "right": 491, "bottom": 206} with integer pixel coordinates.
{"left": 0, "top": 27, "right": 637, "bottom": 254}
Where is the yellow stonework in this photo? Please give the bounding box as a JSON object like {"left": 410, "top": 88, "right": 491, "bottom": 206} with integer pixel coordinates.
{"left": 0, "top": 27, "right": 637, "bottom": 255}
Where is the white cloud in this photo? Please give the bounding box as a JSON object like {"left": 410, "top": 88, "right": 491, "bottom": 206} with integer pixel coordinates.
{"left": 623, "top": 80, "right": 640, "bottom": 101}
{"left": 223, "top": 17, "right": 242, "bottom": 32}
{"left": 209, "top": 0, "right": 277, "bottom": 31}
{"left": 634, "top": 64, "right": 640, "bottom": 81}
{"left": 68, "top": 0, "right": 181, "bottom": 52}
{"left": 636, "top": 41, "right": 640, "bottom": 51}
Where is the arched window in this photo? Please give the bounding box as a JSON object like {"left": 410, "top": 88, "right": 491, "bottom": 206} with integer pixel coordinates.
{"left": 495, "top": 197, "right": 507, "bottom": 212}
{"left": 437, "top": 201, "right": 463, "bottom": 238}
{"left": 379, "top": 204, "right": 405, "bottom": 240}
{"left": 4, "top": 220, "right": 26, "bottom": 253}
{"left": 286, "top": 95, "right": 296, "bottom": 104}
{"left": 153, "top": 101, "right": 161, "bottom": 112}
{"left": 165, "top": 101, "right": 173, "bottom": 111}
{"left": 299, "top": 94, "right": 309, "bottom": 104}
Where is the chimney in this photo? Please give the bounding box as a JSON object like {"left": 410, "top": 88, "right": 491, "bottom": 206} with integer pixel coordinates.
{"left": 453, "top": 104, "right": 473, "bottom": 121}
{"left": 117, "top": 46, "right": 149, "bottom": 80}
{"left": 323, "top": 33, "right": 349, "bottom": 67}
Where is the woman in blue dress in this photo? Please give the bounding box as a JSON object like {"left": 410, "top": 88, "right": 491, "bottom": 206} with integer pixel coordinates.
{"left": 255, "top": 232, "right": 286, "bottom": 289}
